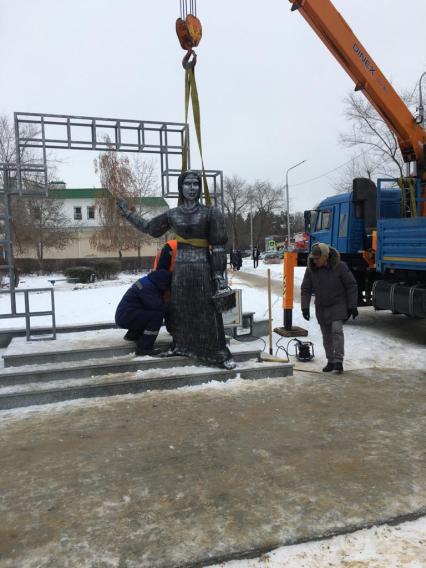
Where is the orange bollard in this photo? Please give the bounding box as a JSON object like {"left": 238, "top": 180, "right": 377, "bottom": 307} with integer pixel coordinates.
{"left": 273, "top": 251, "right": 308, "bottom": 338}
{"left": 283, "top": 251, "right": 298, "bottom": 329}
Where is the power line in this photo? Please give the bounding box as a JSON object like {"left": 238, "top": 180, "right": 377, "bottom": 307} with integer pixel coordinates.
{"left": 290, "top": 151, "right": 366, "bottom": 188}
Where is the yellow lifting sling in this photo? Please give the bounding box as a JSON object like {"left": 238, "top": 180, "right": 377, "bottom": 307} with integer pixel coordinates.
{"left": 176, "top": 4, "right": 211, "bottom": 206}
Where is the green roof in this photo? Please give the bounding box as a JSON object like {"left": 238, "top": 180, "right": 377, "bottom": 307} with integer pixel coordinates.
{"left": 47, "top": 188, "right": 168, "bottom": 207}
{"left": 48, "top": 188, "right": 108, "bottom": 199}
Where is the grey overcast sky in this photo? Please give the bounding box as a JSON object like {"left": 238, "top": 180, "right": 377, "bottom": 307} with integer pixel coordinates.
{"left": 2, "top": 0, "right": 425, "bottom": 211}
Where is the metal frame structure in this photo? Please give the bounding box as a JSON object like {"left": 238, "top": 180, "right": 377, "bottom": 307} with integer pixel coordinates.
{"left": 14, "top": 112, "right": 224, "bottom": 204}
{"left": 163, "top": 168, "right": 224, "bottom": 208}
{"left": 0, "top": 162, "right": 57, "bottom": 339}
{"left": 1, "top": 111, "right": 224, "bottom": 340}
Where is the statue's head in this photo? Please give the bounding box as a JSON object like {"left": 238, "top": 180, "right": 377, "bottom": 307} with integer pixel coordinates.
{"left": 178, "top": 170, "right": 202, "bottom": 201}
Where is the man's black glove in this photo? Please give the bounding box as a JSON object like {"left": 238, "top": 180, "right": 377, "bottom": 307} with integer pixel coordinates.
{"left": 302, "top": 308, "right": 310, "bottom": 321}
{"left": 348, "top": 307, "right": 359, "bottom": 319}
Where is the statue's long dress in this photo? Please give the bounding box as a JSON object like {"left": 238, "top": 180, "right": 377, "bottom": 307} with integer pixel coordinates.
{"left": 127, "top": 204, "right": 230, "bottom": 364}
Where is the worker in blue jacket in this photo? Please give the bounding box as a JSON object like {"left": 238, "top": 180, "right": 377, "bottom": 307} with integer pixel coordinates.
{"left": 115, "top": 269, "right": 172, "bottom": 356}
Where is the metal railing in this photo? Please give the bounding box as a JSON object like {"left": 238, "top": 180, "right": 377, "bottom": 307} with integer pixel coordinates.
{"left": 0, "top": 287, "right": 56, "bottom": 340}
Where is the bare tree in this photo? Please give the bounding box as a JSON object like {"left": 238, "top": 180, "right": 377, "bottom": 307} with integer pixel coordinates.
{"left": 0, "top": 114, "right": 56, "bottom": 188}
{"left": 332, "top": 152, "right": 382, "bottom": 194}
{"left": 12, "top": 197, "right": 74, "bottom": 271}
{"left": 128, "top": 157, "right": 159, "bottom": 263}
{"left": 0, "top": 115, "right": 18, "bottom": 165}
{"left": 338, "top": 87, "right": 418, "bottom": 182}
{"left": 249, "top": 180, "right": 285, "bottom": 245}
{"left": 291, "top": 211, "right": 306, "bottom": 234}
{"left": 91, "top": 149, "right": 135, "bottom": 258}
{"left": 223, "top": 175, "right": 250, "bottom": 249}
{"left": 91, "top": 148, "right": 159, "bottom": 260}
{"left": 1, "top": 114, "right": 66, "bottom": 276}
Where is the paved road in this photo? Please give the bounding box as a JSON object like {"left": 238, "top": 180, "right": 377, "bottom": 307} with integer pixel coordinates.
{"left": 1, "top": 367, "right": 425, "bottom": 567}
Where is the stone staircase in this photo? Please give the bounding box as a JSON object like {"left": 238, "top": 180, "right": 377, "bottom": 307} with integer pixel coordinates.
{"left": 0, "top": 328, "right": 293, "bottom": 410}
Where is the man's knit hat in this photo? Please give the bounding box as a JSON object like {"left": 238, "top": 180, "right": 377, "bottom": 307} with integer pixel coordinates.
{"left": 148, "top": 269, "right": 172, "bottom": 291}
{"left": 309, "top": 242, "right": 330, "bottom": 258}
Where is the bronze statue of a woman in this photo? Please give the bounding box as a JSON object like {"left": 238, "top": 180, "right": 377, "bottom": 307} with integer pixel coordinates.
{"left": 117, "top": 170, "right": 236, "bottom": 369}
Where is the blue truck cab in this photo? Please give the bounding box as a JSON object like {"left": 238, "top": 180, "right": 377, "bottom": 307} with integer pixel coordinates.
{"left": 303, "top": 177, "right": 426, "bottom": 316}
{"left": 308, "top": 178, "right": 400, "bottom": 255}
{"left": 309, "top": 192, "right": 364, "bottom": 254}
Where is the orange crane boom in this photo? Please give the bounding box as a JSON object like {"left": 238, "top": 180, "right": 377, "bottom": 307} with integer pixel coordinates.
{"left": 289, "top": 0, "right": 426, "bottom": 211}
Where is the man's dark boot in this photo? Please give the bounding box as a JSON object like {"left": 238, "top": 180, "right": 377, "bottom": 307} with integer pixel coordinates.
{"left": 322, "top": 361, "right": 335, "bottom": 372}
{"left": 135, "top": 330, "right": 160, "bottom": 357}
{"left": 123, "top": 330, "right": 140, "bottom": 342}
{"left": 135, "top": 347, "right": 163, "bottom": 357}
{"left": 333, "top": 362, "right": 344, "bottom": 374}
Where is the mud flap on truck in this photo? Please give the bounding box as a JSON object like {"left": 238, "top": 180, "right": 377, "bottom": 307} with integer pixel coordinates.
{"left": 372, "top": 281, "right": 426, "bottom": 318}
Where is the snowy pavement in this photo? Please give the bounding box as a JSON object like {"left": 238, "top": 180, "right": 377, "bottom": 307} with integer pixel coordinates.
{"left": 0, "top": 265, "right": 425, "bottom": 567}
{"left": 1, "top": 368, "right": 425, "bottom": 568}
{"left": 4, "top": 263, "right": 425, "bottom": 372}
{"left": 230, "top": 261, "right": 426, "bottom": 372}
{"left": 210, "top": 517, "right": 426, "bottom": 568}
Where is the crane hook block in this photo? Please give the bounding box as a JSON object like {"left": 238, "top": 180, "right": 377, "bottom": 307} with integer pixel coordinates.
{"left": 176, "top": 14, "right": 202, "bottom": 51}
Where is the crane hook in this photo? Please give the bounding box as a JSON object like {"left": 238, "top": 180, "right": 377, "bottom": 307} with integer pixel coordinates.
{"left": 182, "top": 49, "right": 197, "bottom": 70}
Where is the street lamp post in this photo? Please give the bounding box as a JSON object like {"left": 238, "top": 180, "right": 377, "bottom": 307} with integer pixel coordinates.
{"left": 274, "top": 159, "right": 309, "bottom": 338}
{"left": 249, "top": 196, "right": 254, "bottom": 257}
{"left": 285, "top": 159, "right": 306, "bottom": 249}
{"left": 282, "top": 159, "right": 306, "bottom": 333}
{"left": 417, "top": 71, "right": 426, "bottom": 128}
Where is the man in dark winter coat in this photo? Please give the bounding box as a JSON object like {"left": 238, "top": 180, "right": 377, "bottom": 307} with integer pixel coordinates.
{"left": 235, "top": 250, "right": 243, "bottom": 271}
{"left": 253, "top": 247, "right": 260, "bottom": 268}
{"left": 301, "top": 243, "right": 358, "bottom": 373}
{"left": 115, "top": 269, "right": 172, "bottom": 356}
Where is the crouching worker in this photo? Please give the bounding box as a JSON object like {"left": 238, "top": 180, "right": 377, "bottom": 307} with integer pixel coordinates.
{"left": 115, "top": 269, "right": 172, "bottom": 356}
{"left": 301, "top": 243, "right": 358, "bottom": 374}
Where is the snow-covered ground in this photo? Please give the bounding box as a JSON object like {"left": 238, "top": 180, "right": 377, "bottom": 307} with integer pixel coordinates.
{"left": 1, "top": 262, "right": 425, "bottom": 567}
{"left": 210, "top": 516, "right": 426, "bottom": 567}
{"left": 5, "top": 260, "right": 424, "bottom": 372}
{"left": 230, "top": 260, "right": 426, "bottom": 372}
{"left": 0, "top": 272, "right": 137, "bottom": 329}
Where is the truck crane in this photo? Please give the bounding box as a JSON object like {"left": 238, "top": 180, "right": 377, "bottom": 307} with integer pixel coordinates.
{"left": 285, "top": 0, "right": 426, "bottom": 320}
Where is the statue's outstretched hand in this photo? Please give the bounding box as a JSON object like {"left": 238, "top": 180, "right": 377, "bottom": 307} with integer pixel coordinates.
{"left": 117, "top": 197, "right": 130, "bottom": 217}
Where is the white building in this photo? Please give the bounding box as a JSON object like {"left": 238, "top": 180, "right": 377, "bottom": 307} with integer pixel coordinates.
{"left": 15, "top": 184, "right": 169, "bottom": 267}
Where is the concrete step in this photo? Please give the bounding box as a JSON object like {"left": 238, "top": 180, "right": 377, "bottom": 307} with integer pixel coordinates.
{"left": 2, "top": 337, "right": 168, "bottom": 368}
{"left": 2, "top": 328, "right": 170, "bottom": 368}
{"left": 0, "top": 361, "right": 293, "bottom": 410}
{"left": 0, "top": 349, "right": 262, "bottom": 387}
{"left": 4, "top": 342, "right": 139, "bottom": 367}
{"left": 0, "top": 316, "right": 268, "bottom": 348}
{"left": 2, "top": 328, "right": 257, "bottom": 368}
{"left": 0, "top": 327, "right": 287, "bottom": 411}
